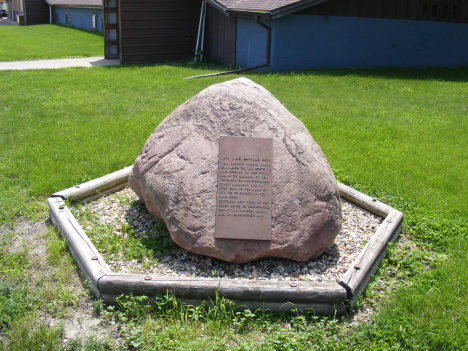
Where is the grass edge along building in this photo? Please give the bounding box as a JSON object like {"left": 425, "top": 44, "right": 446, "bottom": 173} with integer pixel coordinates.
{"left": 5, "top": 0, "right": 102, "bottom": 32}
{"left": 106, "top": 0, "right": 468, "bottom": 70}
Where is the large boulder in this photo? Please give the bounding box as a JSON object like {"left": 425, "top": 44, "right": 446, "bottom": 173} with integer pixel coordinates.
{"left": 129, "top": 77, "right": 342, "bottom": 264}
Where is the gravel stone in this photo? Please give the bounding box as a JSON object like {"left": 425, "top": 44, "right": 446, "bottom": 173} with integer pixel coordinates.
{"left": 75, "top": 187, "right": 382, "bottom": 282}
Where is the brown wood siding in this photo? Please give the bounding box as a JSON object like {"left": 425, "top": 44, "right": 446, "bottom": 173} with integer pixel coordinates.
{"left": 204, "top": 3, "right": 236, "bottom": 66}
{"left": 297, "top": 0, "right": 468, "bottom": 23}
{"left": 120, "top": 0, "right": 202, "bottom": 64}
{"left": 24, "top": 0, "right": 49, "bottom": 25}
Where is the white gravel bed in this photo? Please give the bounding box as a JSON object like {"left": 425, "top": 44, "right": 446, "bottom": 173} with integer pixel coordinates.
{"left": 73, "top": 187, "right": 382, "bottom": 283}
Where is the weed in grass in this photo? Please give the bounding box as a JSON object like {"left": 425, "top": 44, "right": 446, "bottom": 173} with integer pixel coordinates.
{"left": 0, "top": 233, "right": 30, "bottom": 276}
{"left": 64, "top": 336, "right": 115, "bottom": 351}
{"left": 0, "top": 281, "right": 34, "bottom": 329}
{"left": 91, "top": 299, "right": 105, "bottom": 317}
{"left": 0, "top": 315, "right": 64, "bottom": 351}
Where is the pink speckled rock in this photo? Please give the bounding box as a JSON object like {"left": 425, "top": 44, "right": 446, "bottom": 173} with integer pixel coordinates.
{"left": 129, "top": 77, "right": 341, "bottom": 264}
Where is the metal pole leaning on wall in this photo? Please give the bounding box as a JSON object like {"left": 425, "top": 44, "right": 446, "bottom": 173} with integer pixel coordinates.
{"left": 194, "top": 1, "right": 206, "bottom": 63}
{"left": 200, "top": 1, "right": 207, "bottom": 62}
{"left": 185, "top": 16, "right": 271, "bottom": 79}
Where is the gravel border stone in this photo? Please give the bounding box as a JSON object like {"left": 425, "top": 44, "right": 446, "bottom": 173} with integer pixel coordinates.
{"left": 74, "top": 187, "right": 382, "bottom": 283}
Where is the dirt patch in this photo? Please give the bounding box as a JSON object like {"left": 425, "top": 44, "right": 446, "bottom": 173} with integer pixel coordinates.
{"left": 1, "top": 215, "right": 424, "bottom": 347}
{"left": 0, "top": 218, "right": 120, "bottom": 346}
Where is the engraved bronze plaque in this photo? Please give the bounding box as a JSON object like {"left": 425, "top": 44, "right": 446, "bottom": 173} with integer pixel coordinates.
{"left": 215, "top": 136, "right": 273, "bottom": 240}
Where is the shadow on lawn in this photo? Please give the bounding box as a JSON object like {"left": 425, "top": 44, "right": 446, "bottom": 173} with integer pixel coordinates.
{"left": 289, "top": 66, "right": 468, "bottom": 83}
{"left": 101, "top": 60, "right": 468, "bottom": 83}
{"left": 51, "top": 23, "right": 103, "bottom": 38}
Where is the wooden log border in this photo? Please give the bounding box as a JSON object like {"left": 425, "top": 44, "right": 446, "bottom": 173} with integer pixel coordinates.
{"left": 48, "top": 167, "right": 403, "bottom": 314}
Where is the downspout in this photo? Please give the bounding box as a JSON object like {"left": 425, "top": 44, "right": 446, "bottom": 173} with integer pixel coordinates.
{"left": 185, "top": 16, "right": 271, "bottom": 79}
{"left": 49, "top": 5, "right": 52, "bottom": 24}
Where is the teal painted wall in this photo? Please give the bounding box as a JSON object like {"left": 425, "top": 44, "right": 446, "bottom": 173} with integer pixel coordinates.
{"left": 236, "top": 15, "right": 468, "bottom": 71}
{"left": 54, "top": 7, "right": 103, "bottom": 32}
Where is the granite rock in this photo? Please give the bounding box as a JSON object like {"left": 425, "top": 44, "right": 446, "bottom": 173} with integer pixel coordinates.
{"left": 129, "top": 77, "right": 342, "bottom": 263}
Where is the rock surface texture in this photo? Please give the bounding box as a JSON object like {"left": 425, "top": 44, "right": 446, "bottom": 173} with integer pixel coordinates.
{"left": 129, "top": 78, "right": 342, "bottom": 264}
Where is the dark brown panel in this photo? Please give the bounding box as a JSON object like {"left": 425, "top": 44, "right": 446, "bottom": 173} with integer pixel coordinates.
{"left": 204, "top": 3, "right": 235, "bottom": 66}
{"left": 419, "top": 0, "right": 430, "bottom": 20}
{"left": 297, "top": 4, "right": 319, "bottom": 15}
{"left": 308, "top": 4, "right": 321, "bottom": 14}
{"left": 120, "top": 0, "right": 202, "bottom": 65}
{"left": 123, "top": 53, "right": 189, "bottom": 64}
{"left": 121, "top": 18, "right": 199, "bottom": 28}
{"left": 448, "top": 0, "right": 460, "bottom": 22}
{"left": 429, "top": 0, "right": 441, "bottom": 20}
{"left": 25, "top": 0, "right": 49, "bottom": 25}
{"left": 224, "top": 17, "right": 236, "bottom": 66}
{"left": 346, "top": 0, "right": 360, "bottom": 17}
{"left": 383, "top": 0, "right": 397, "bottom": 18}
{"left": 122, "top": 11, "right": 202, "bottom": 20}
{"left": 439, "top": 0, "right": 450, "bottom": 20}
{"left": 122, "top": 2, "right": 199, "bottom": 11}
{"left": 122, "top": 37, "right": 196, "bottom": 47}
{"left": 317, "top": 0, "right": 334, "bottom": 15}
{"left": 121, "top": 28, "right": 197, "bottom": 39}
{"left": 459, "top": 0, "right": 468, "bottom": 22}
{"left": 406, "top": 0, "right": 420, "bottom": 19}
{"left": 205, "top": 5, "right": 219, "bottom": 63}
{"left": 333, "top": 0, "right": 348, "bottom": 16}
{"left": 359, "top": 0, "right": 374, "bottom": 18}
{"left": 371, "top": 0, "right": 384, "bottom": 17}
{"left": 396, "top": 0, "right": 409, "bottom": 18}
{"left": 217, "top": 13, "right": 225, "bottom": 62}
{"left": 121, "top": 45, "right": 196, "bottom": 55}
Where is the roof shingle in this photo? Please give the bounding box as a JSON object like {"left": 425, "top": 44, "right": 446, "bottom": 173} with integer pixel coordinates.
{"left": 208, "top": 0, "right": 328, "bottom": 18}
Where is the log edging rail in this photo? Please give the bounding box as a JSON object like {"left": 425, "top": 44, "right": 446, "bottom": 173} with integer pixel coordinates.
{"left": 47, "top": 166, "right": 403, "bottom": 314}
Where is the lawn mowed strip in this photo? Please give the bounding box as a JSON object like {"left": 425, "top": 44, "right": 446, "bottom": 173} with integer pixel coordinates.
{"left": 1, "top": 65, "right": 467, "bottom": 349}
{"left": 0, "top": 24, "right": 103, "bottom": 62}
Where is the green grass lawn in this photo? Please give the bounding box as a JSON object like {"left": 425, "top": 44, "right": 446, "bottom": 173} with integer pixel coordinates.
{"left": 1, "top": 64, "right": 468, "bottom": 350}
{"left": 0, "top": 24, "right": 103, "bottom": 61}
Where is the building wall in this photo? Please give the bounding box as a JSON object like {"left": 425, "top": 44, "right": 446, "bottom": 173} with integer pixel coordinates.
{"left": 119, "top": 0, "right": 202, "bottom": 64}
{"left": 7, "top": 0, "right": 22, "bottom": 22}
{"left": 236, "top": 14, "right": 468, "bottom": 71}
{"left": 204, "top": 3, "right": 236, "bottom": 66}
{"left": 54, "top": 7, "right": 103, "bottom": 32}
{"left": 6, "top": 0, "right": 48, "bottom": 24}
{"left": 24, "top": 0, "right": 48, "bottom": 25}
{"left": 297, "top": 0, "right": 468, "bottom": 23}
{"left": 235, "top": 17, "right": 269, "bottom": 69}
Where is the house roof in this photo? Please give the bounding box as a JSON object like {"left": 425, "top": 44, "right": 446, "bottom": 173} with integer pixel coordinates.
{"left": 46, "top": 0, "right": 101, "bottom": 7}
{"left": 206, "top": 0, "right": 329, "bottom": 19}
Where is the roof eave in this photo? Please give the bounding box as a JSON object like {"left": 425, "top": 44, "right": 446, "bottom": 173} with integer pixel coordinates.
{"left": 205, "top": 0, "right": 230, "bottom": 16}
{"left": 270, "top": 0, "right": 330, "bottom": 18}
{"left": 226, "top": 9, "right": 271, "bottom": 19}
{"left": 206, "top": 0, "right": 330, "bottom": 19}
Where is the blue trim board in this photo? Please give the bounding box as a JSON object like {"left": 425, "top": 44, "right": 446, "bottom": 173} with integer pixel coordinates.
{"left": 54, "top": 7, "right": 103, "bottom": 32}
{"left": 236, "top": 15, "right": 468, "bottom": 72}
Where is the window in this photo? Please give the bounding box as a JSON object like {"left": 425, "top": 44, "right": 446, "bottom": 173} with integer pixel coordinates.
{"left": 66, "top": 14, "right": 71, "bottom": 24}
{"left": 92, "top": 13, "right": 97, "bottom": 30}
